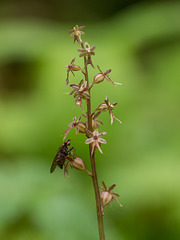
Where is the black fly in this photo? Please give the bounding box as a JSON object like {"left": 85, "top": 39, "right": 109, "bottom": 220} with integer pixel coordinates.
{"left": 50, "top": 139, "right": 74, "bottom": 173}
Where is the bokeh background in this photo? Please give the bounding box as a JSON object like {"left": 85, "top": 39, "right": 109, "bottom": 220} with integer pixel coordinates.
{"left": 0, "top": 0, "right": 180, "bottom": 239}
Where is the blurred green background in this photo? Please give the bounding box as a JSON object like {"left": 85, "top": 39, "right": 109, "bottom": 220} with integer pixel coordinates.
{"left": 0, "top": 0, "right": 180, "bottom": 239}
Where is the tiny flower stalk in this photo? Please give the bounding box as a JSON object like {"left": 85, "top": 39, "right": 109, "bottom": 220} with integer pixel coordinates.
{"left": 51, "top": 25, "right": 123, "bottom": 240}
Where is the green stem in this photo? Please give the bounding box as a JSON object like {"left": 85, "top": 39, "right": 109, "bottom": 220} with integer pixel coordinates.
{"left": 82, "top": 42, "right": 105, "bottom": 240}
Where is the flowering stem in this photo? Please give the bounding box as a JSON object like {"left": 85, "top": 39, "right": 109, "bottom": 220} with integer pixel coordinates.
{"left": 82, "top": 43, "right": 105, "bottom": 240}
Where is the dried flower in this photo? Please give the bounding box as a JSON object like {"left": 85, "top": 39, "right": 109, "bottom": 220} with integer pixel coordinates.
{"left": 93, "top": 96, "right": 122, "bottom": 124}
{"left": 68, "top": 80, "right": 90, "bottom": 110}
{"left": 93, "top": 65, "right": 122, "bottom": 86}
{"left": 85, "top": 129, "right": 107, "bottom": 156}
{"left": 69, "top": 25, "right": 85, "bottom": 44}
{"left": 99, "top": 181, "right": 122, "bottom": 215}
{"left": 66, "top": 58, "right": 84, "bottom": 85}
{"left": 78, "top": 42, "right": 96, "bottom": 68}
{"left": 63, "top": 116, "right": 86, "bottom": 141}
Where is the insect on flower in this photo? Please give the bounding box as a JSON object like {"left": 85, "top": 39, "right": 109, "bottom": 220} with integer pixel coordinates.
{"left": 50, "top": 140, "right": 74, "bottom": 173}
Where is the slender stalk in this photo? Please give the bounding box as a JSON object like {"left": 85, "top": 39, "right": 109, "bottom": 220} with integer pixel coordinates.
{"left": 82, "top": 42, "right": 105, "bottom": 240}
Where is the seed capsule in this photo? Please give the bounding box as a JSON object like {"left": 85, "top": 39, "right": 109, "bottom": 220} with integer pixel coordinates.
{"left": 93, "top": 73, "right": 105, "bottom": 84}
{"left": 72, "top": 157, "right": 86, "bottom": 171}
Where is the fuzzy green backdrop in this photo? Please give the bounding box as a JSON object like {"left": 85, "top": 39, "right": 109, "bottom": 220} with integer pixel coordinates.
{"left": 0, "top": 1, "right": 180, "bottom": 240}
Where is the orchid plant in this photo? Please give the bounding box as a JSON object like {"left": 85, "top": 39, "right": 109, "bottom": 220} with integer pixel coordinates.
{"left": 51, "top": 25, "right": 123, "bottom": 240}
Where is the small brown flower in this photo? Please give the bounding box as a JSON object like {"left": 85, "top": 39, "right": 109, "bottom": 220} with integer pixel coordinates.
{"left": 78, "top": 42, "right": 96, "bottom": 68}
{"left": 63, "top": 116, "right": 86, "bottom": 141}
{"left": 85, "top": 129, "right": 107, "bottom": 156}
{"left": 93, "top": 65, "right": 122, "bottom": 86}
{"left": 68, "top": 80, "right": 90, "bottom": 111}
{"left": 93, "top": 96, "right": 122, "bottom": 124}
{"left": 66, "top": 58, "right": 84, "bottom": 86}
{"left": 69, "top": 25, "right": 85, "bottom": 44}
{"left": 99, "top": 181, "right": 122, "bottom": 215}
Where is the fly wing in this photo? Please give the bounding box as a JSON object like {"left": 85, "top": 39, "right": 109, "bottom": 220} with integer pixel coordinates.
{"left": 50, "top": 152, "right": 59, "bottom": 173}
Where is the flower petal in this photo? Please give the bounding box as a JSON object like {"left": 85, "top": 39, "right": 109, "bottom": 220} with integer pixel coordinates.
{"left": 86, "top": 129, "right": 93, "bottom": 137}
{"left": 78, "top": 26, "right": 86, "bottom": 31}
{"left": 111, "top": 191, "right": 120, "bottom": 197}
{"left": 85, "top": 137, "right": 94, "bottom": 144}
{"left": 110, "top": 112, "right": 114, "bottom": 124}
{"left": 112, "top": 114, "right": 122, "bottom": 124}
{"left": 91, "top": 142, "right": 96, "bottom": 156}
{"left": 113, "top": 196, "right": 123, "bottom": 207}
{"left": 63, "top": 127, "right": 72, "bottom": 141}
{"left": 104, "top": 69, "right": 111, "bottom": 75}
{"left": 98, "top": 131, "right": 107, "bottom": 138}
{"left": 97, "top": 65, "right": 103, "bottom": 74}
{"left": 93, "top": 129, "right": 99, "bottom": 136}
{"left": 95, "top": 141, "right": 103, "bottom": 154}
{"left": 108, "top": 184, "right": 116, "bottom": 191}
{"left": 98, "top": 138, "right": 107, "bottom": 144}
{"left": 102, "top": 181, "right": 107, "bottom": 190}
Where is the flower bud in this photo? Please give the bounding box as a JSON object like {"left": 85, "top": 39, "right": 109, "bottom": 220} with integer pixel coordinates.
{"left": 93, "top": 73, "right": 105, "bottom": 84}
{"left": 92, "top": 119, "right": 97, "bottom": 130}
{"left": 77, "top": 122, "right": 86, "bottom": 133}
{"left": 82, "top": 91, "right": 90, "bottom": 99}
{"left": 72, "top": 157, "right": 86, "bottom": 171}
{"left": 99, "top": 181, "right": 122, "bottom": 215}
{"left": 75, "top": 97, "right": 82, "bottom": 106}
{"left": 101, "top": 191, "right": 113, "bottom": 208}
{"left": 71, "top": 65, "right": 82, "bottom": 71}
{"left": 97, "top": 103, "right": 109, "bottom": 111}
